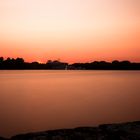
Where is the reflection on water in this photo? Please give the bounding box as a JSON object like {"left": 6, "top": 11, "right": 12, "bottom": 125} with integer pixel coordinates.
{"left": 0, "top": 70, "right": 140, "bottom": 137}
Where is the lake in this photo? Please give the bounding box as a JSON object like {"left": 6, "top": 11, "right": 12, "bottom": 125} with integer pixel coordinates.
{"left": 0, "top": 70, "right": 140, "bottom": 137}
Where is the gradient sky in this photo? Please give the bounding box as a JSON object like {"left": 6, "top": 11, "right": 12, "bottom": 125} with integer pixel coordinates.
{"left": 0, "top": 0, "right": 140, "bottom": 63}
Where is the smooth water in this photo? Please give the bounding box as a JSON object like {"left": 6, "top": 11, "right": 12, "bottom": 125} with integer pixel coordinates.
{"left": 0, "top": 70, "right": 140, "bottom": 137}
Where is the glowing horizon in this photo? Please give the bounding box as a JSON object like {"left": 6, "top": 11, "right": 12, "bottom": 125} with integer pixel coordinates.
{"left": 0, "top": 0, "right": 140, "bottom": 63}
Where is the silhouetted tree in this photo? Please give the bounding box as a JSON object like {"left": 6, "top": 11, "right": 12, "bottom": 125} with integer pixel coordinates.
{"left": 0, "top": 57, "right": 4, "bottom": 62}
{"left": 31, "top": 62, "right": 40, "bottom": 69}
{"left": 46, "top": 60, "right": 68, "bottom": 69}
{"left": 112, "top": 60, "right": 120, "bottom": 64}
{"left": 0, "top": 57, "right": 4, "bottom": 69}
{"left": 15, "top": 58, "right": 24, "bottom": 64}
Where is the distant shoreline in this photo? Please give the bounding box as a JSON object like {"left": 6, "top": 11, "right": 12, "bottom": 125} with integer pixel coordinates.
{"left": 0, "top": 69, "right": 140, "bottom": 71}
{"left": 0, "top": 57, "right": 140, "bottom": 70}
{"left": 1, "top": 121, "right": 140, "bottom": 140}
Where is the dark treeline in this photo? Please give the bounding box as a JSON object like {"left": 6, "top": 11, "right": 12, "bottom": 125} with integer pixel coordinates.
{"left": 0, "top": 57, "right": 140, "bottom": 70}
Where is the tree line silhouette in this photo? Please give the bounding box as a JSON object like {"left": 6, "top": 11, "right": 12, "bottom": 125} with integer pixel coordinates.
{"left": 0, "top": 57, "right": 140, "bottom": 70}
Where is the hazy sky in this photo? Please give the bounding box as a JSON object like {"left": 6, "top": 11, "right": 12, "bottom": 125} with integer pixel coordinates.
{"left": 0, "top": 0, "right": 140, "bottom": 63}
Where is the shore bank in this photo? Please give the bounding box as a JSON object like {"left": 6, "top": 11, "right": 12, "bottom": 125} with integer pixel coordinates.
{"left": 1, "top": 121, "right": 140, "bottom": 140}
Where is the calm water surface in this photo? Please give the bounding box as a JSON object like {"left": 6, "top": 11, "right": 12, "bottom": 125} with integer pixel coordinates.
{"left": 0, "top": 70, "right": 140, "bottom": 137}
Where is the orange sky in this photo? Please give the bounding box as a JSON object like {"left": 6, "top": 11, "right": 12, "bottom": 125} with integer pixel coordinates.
{"left": 0, "top": 0, "right": 140, "bottom": 63}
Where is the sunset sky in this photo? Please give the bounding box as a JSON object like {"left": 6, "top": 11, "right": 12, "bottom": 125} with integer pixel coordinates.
{"left": 0, "top": 0, "right": 140, "bottom": 63}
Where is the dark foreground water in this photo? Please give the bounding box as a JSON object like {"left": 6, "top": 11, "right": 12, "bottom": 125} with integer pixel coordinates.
{"left": 0, "top": 70, "right": 140, "bottom": 137}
